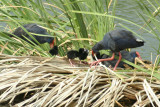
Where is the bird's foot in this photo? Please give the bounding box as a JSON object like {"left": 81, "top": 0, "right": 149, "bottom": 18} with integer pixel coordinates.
{"left": 113, "top": 67, "right": 116, "bottom": 71}
{"left": 79, "top": 60, "right": 82, "bottom": 64}
{"left": 70, "top": 64, "right": 76, "bottom": 67}
{"left": 89, "top": 60, "right": 101, "bottom": 68}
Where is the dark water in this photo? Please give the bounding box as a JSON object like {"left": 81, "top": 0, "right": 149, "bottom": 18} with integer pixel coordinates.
{"left": 114, "top": 0, "right": 159, "bottom": 61}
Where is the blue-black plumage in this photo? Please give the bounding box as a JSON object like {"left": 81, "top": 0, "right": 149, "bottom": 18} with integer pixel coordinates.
{"left": 10, "top": 23, "right": 55, "bottom": 48}
{"left": 91, "top": 29, "right": 145, "bottom": 70}
{"left": 67, "top": 48, "right": 89, "bottom": 66}
{"left": 101, "top": 50, "right": 141, "bottom": 68}
{"left": 49, "top": 46, "right": 58, "bottom": 56}
{"left": 92, "top": 29, "right": 144, "bottom": 52}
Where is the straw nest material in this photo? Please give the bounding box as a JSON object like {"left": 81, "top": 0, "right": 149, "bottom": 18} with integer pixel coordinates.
{"left": 0, "top": 54, "right": 160, "bottom": 107}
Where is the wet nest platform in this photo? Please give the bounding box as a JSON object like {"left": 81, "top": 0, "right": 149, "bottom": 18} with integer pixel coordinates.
{"left": 0, "top": 54, "right": 160, "bottom": 107}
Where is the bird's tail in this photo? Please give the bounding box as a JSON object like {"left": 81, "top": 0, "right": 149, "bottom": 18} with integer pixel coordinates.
{"left": 136, "top": 38, "right": 145, "bottom": 47}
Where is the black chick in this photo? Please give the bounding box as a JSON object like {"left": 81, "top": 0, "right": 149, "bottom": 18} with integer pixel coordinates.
{"left": 78, "top": 48, "right": 89, "bottom": 63}
{"left": 49, "top": 46, "right": 58, "bottom": 55}
{"left": 67, "top": 48, "right": 89, "bottom": 66}
{"left": 67, "top": 50, "right": 79, "bottom": 66}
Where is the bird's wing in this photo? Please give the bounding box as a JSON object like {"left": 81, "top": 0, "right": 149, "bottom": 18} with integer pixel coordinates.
{"left": 115, "top": 38, "right": 139, "bottom": 51}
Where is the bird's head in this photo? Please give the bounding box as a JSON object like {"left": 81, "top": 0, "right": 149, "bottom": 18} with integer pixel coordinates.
{"left": 79, "top": 48, "right": 89, "bottom": 54}
{"left": 92, "top": 51, "right": 102, "bottom": 60}
{"left": 49, "top": 45, "right": 58, "bottom": 56}
{"left": 79, "top": 48, "right": 84, "bottom": 54}
{"left": 91, "top": 49, "right": 99, "bottom": 57}
{"left": 135, "top": 51, "right": 142, "bottom": 60}
{"left": 47, "top": 38, "right": 54, "bottom": 48}
{"left": 131, "top": 51, "right": 142, "bottom": 60}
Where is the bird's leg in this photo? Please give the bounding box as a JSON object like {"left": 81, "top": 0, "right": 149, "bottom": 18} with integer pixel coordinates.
{"left": 113, "top": 52, "right": 122, "bottom": 71}
{"left": 69, "top": 59, "right": 75, "bottom": 67}
{"left": 90, "top": 53, "right": 115, "bottom": 68}
{"left": 79, "top": 60, "right": 82, "bottom": 64}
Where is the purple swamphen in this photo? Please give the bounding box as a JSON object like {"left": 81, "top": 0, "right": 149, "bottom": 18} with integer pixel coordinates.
{"left": 90, "top": 29, "right": 145, "bottom": 70}
{"left": 9, "top": 23, "right": 55, "bottom": 48}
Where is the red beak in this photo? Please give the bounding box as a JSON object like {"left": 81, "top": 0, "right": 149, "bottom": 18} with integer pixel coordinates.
{"left": 50, "top": 40, "right": 54, "bottom": 48}
{"left": 92, "top": 50, "right": 94, "bottom": 56}
{"left": 136, "top": 51, "right": 142, "bottom": 60}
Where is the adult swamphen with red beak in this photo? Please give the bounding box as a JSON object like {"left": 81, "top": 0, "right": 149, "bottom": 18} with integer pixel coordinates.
{"left": 91, "top": 29, "right": 145, "bottom": 71}
{"left": 9, "top": 23, "right": 55, "bottom": 48}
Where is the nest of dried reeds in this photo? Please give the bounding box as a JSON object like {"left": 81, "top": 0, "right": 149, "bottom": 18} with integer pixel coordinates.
{"left": 0, "top": 54, "right": 160, "bottom": 107}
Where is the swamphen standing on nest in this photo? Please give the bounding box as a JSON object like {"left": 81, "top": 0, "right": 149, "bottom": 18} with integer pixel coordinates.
{"left": 67, "top": 48, "right": 89, "bottom": 66}
{"left": 91, "top": 29, "right": 145, "bottom": 71}
{"left": 101, "top": 50, "right": 141, "bottom": 68}
{"left": 9, "top": 23, "right": 55, "bottom": 48}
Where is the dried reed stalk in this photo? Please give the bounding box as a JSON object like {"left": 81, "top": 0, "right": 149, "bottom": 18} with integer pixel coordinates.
{"left": 0, "top": 54, "right": 159, "bottom": 107}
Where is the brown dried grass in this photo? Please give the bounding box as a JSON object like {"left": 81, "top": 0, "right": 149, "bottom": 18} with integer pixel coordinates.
{"left": 0, "top": 54, "right": 160, "bottom": 107}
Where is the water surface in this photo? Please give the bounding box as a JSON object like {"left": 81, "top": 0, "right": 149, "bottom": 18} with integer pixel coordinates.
{"left": 115, "top": 0, "right": 159, "bottom": 61}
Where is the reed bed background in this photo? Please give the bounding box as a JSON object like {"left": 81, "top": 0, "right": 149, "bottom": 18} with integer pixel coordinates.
{"left": 0, "top": 0, "right": 160, "bottom": 106}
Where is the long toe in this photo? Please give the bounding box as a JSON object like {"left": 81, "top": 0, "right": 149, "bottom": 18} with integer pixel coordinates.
{"left": 95, "top": 61, "right": 101, "bottom": 67}
{"left": 90, "top": 61, "right": 100, "bottom": 68}
{"left": 70, "top": 63, "right": 75, "bottom": 67}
